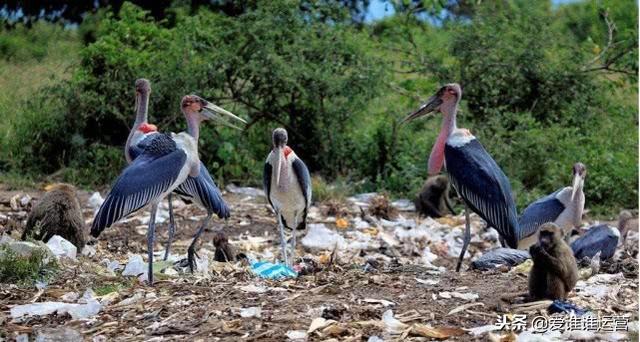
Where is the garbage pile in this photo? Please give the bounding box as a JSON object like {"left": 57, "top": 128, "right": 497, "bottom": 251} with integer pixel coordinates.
{"left": 0, "top": 187, "right": 637, "bottom": 341}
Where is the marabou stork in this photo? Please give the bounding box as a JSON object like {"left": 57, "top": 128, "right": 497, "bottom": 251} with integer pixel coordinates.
{"left": 125, "top": 81, "right": 244, "bottom": 268}
{"left": 402, "top": 83, "right": 519, "bottom": 272}
{"left": 92, "top": 95, "right": 242, "bottom": 283}
{"left": 263, "top": 128, "right": 311, "bottom": 267}
{"left": 517, "top": 163, "right": 587, "bottom": 249}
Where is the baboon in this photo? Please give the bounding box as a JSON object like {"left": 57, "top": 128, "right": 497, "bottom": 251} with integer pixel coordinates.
{"left": 22, "top": 183, "right": 85, "bottom": 251}
{"left": 213, "top": 231, "right": 235, "bottom": 262}
{"left": 529, "top": 223, "right": 578, "bottom": 300}
{"left": 414, "top": 175, "right": 455, "bottom": 218}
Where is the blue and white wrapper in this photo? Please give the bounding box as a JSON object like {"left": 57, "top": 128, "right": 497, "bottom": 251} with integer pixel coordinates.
{"left": 249, "top": 258, "right": 298, "bottom": 279}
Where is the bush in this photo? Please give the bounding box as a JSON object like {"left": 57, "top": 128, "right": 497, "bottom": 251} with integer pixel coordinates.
{"left": 4, "top": 2, "right": 384, "bottom": 187}
{"left": 1, "top": 0, "right": 637, "bottom": 216}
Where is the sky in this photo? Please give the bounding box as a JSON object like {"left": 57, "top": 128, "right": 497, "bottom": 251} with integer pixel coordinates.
{"left": 364, "top": 0, "right": 586, "bottom": 22}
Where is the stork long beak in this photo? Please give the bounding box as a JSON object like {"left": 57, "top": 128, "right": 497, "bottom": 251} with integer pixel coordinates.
{"left": 201, "top": 102, "right": 247, "bottom": 130}
{"left": 401, "top": 93, "right": 443, "bottom": 124}
{"left": 570, "top": 172, "right": 582, "bottom": 202}
{"left": 273, "top": 146, "right": 284, "bottom": 188}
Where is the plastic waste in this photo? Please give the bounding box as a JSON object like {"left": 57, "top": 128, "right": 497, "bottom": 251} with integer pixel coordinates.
{"left": 391, "top": 199, "right": 415, "bottom": 212}
{"left": 122, "top": 255, "right": 147, "bottom": 278}
{"left": 88, "top": 192, "right": 104, "bottom": 213}
{"left": 240, "top": 307, "right": 262, "bottom": 318}
{"left": 286, "top": 330, "right": 307, "bottom": 341}
{"left": 439, "top": 291, "right": 479, "bottom": 301}
{"left": 226, "top": 184, "right": 265, "bottom": 197}
{"left": 382, "top": 309, "right": 408, "bottom": 335}
{"left": 471, "top": 248, "right": 530, "bottom": 270}
{"left": 301, "top": 224, "right": 345, "bottom": 250}
{"left": 11, "top": 290, "right": 101, "bottom": 320}
{"left": 571, "top": 224, "right": 619, "bottom": 261}
{"left": 35, "top": 327, "right": 82, "bottom": 342}
{"left": 548, "top": 300, "right": 587, "bottom": 316}
{"left": 46, "top": 235, "right": 77, "bottom": 260}
{"left": 249, "top": 258, "right": 297, "bottom": 279}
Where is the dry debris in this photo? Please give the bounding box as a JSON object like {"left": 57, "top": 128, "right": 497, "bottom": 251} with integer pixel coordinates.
{"left": 0, "top": 186, "right": 638, "bottom": 341}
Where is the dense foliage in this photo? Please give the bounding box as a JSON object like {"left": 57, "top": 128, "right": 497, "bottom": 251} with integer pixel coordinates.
{"left": 0, "top": 0, "right": 637, "bottom": 216}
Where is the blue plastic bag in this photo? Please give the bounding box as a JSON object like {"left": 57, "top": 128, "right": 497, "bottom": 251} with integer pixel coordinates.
{"left": 548, "top": 300, "right": 587, "bottom": 316}
{"left": 249, "top": 258, "right": 298, "bottom": 279}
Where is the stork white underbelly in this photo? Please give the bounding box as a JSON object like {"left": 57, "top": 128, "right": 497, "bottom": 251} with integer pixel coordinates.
{"left": 270, "top": 171, "right": 306, "bottom": 229}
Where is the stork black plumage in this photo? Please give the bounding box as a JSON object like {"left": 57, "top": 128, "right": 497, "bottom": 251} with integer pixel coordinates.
{"left": 124, "top": 82, "right": 242, "bottom": 268}
{"left": 402, "top": 83, "right": 519, "bottom": 271}
{"left": 263, "top": 128, "right": 312, "bottom": 266}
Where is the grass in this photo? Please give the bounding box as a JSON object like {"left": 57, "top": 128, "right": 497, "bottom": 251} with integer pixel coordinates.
{"left": 0, "top": 23, "right": 79, "bottom": 152}
{"left": 0, "top": 244, "right": 59, "bottom": 285}
{"left": 311, "top": 175, "right": 354, "bottom": 203}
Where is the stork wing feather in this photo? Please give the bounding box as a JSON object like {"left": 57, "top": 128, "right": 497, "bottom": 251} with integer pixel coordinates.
{"left": 91, "top": 136, "right": 186, "bottom": 237}
{"left": 263, "top": 162, "right": 274, "bottom": 208}
{"left": 517, "top": 188, "right": 566, "bottom": 241}
{"left": 445, "top": 140, "right": 519, "bottom": 248}
{"left": 175, "top": 162, "right": 230, "bottom": 219}
{"left": 292, "top": 158, "right": 312, "bottom": 207}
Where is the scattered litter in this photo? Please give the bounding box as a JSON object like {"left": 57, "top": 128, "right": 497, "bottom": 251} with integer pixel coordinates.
{"left": 571, "top": 224, "right": 619, "bottom": 261}
{"left": 226, "top": 184, "right": 265, "bottom": 197}
{"left": 415, "top": 277, "right": 439, "bottom": 286}
{"left": 239, "top": 307, "right": 262, "bottom": 318}
{"left": 10, "top": 290, "right": 101, "bottom": 320}
{"left": 238, "top": 284, "right": 269, "bottom": 294}
{"left": 249, "top": 258, "right": 297, "bottom": 279}
{"left": 81, "top": 245, "right": 96, "bottom": 257}
{"left": 391, "top": 199, "right": 415, "bottom": 212}
{"left": 439, "top": 291, "right": 479, "bottom": 301}
{"left": 61, "top": 292, "right": 79, "bottom": 302}
{"left": 471, "top": 248, "right": 530, "bottom": 270}
{"left": 363, "top": 298, "right": 395, "bottom": 307}
{"left": 116, "top": 292, "right": 144, "bottom": 306}
{"left": 447, "top": 302, "right": 485, "bottom": 315}
{"left": 548, "top": 300, "right": 587, "bottom": 316}
{"left": 122, "top": 255, "right": 147, "bottom": 278}
{"left": 286, "top": 330, "right": 307, "bottom": 341}
{"left": 301, "top": 224, "right": 345, "bottom": 250}
{"left": 106, "top": 260, "right": 122, "bottom": 273}
{"left": 464, "top": 324, "right": 500, "bottom": 336}
{"left": 511, "top": 259, "right": 534, "bottom": 274}
{"left": 382, "top": 309, "right": 408, "bottom": 335}
{"left": 336, "top": 218, "right": 349, "bottom": 229}
{"left": 46, "top": 235, "right": 77, "bottom": 260}
{"left": 307, "top": 317, "right": 336, "bottom": 334}
{"left": 88, "top": 192, "right": 104, "bottom": 213}
{"left": 367, "top": 336, "right": 383, "bottom": 342}
{"left": 347, "top": 193, "right": 378, "bottom": 206}
{"left": 35, "top": 327, "right": 82, "bottom": 342}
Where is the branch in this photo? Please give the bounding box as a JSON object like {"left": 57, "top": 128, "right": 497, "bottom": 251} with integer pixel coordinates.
{"left": 584, "top": 11, "right": 615, "bottom": 68}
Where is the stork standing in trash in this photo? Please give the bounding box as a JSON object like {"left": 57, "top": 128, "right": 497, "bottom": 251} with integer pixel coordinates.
{"left": 402, "top": 83, "right": 519, "bottom": 272}
{"left": 263, "top": 128, "right": 312, "bottom": 267}
{"left": 92, "top": 95, "right": 243, "bottom": 284}
{"left": 124, "top": 80, "right": 243, "bottom": 269}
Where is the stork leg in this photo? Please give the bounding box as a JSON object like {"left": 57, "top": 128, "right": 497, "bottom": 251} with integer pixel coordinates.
{"left": 455, "top": 203, "right": 471, "bottom": 272}
{"left": 277, "top": 215, "right": 289, "bottom": 266}
{"left": 187, "top": 212, "right": 212, "bottom": 273}
{"left": 147, "top": 203, "right": 158, "bottom": 285}
{"left": 164, "top": 193, "right": 176, "bottom": 261}
{"left": 291, "top": 226, "right": 297, "bottom": 267}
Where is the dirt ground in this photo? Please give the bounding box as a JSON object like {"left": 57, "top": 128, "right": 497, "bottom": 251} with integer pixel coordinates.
{"left": 0, "top": 186, "right": 638, "bottom": 341}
